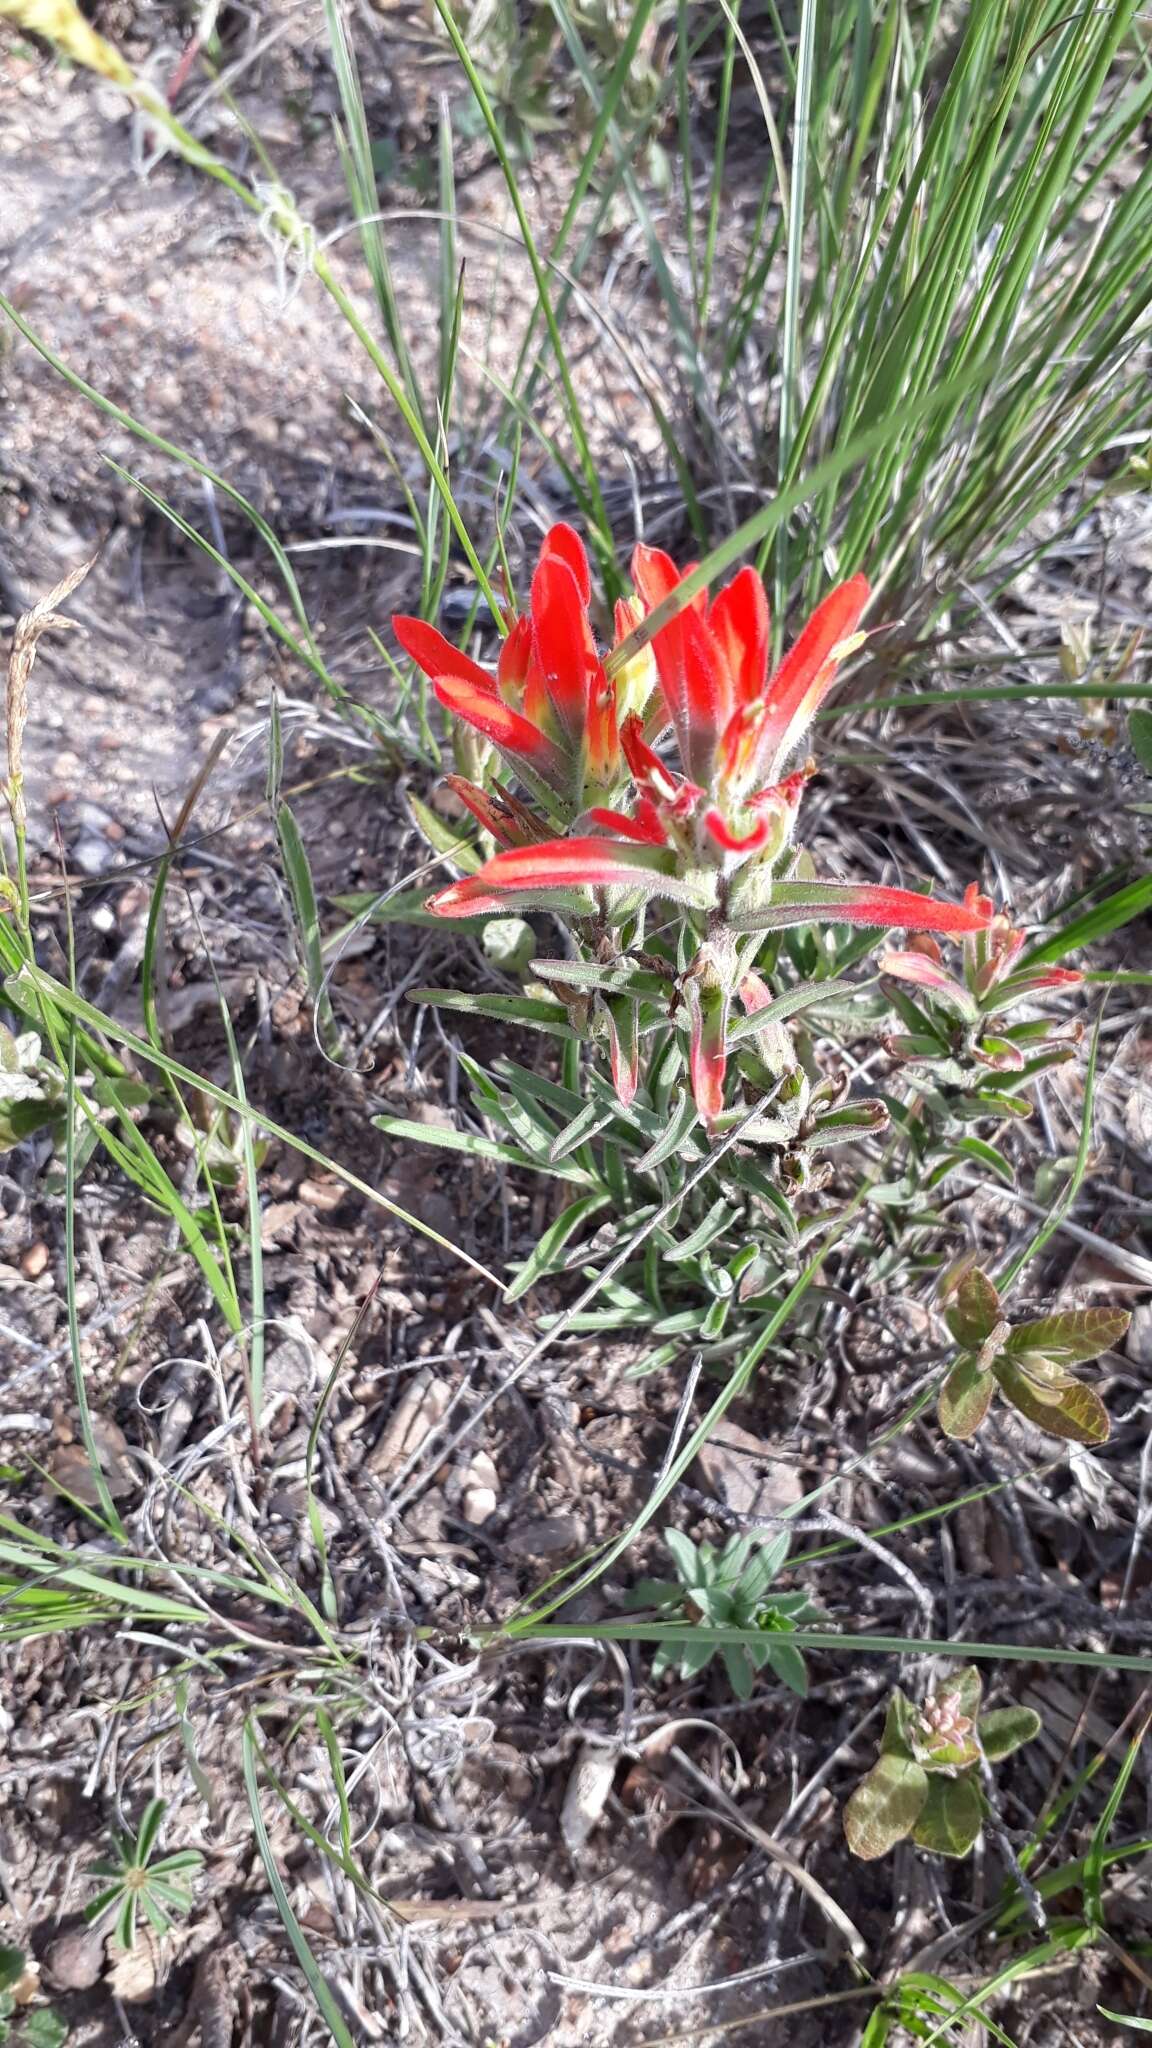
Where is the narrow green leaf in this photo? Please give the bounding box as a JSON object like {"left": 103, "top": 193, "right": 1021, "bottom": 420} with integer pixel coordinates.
{"left": 408, "top": 989, "right": 580, "bottom": 1041}
{"left": 504, "top": 1193, "right": 609, "bottom": 1302}
{"left": 372, "top": 1114, "right": 591, "bottom": 1184}
{"left": 1019, "top": 875, "right": 1152, "bottom": 969}
{"left": 726, "top": 976, "right": 861, "bottom": 1046}
{"left": 1129, "top": 708, "right": 1152, "bottom": 776}
{"left": 241, "top": 1723, "right": 359, "bottom": 2048}
{"left": 406, "top": 792, "right": 479, "bottom": 867}
{"left": 932, "top": 1136, "right": 1016, "bottom": 1188}
{"left": 1084, "top": 1714, "right": 1152, "bottom": 1929}
{"left": 134, "top": 1798, "right": 167, "bottom": 1867}
{"left": 634, "top": 1090, "right": 699, "bottom": 1173}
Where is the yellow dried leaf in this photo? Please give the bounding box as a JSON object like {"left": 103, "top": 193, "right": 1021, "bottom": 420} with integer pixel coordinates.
{"left": 0, "top": 0, "right": 133, "bottom": 83}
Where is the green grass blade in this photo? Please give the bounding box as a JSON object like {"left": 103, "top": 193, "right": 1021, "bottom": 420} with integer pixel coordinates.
{"left": 242, "top": 1722, "right": 359, "bottom": 2048}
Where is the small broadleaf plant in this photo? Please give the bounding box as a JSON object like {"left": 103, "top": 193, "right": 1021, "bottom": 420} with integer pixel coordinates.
{"left": 629, "top": 1528, "right": 815, "bottom": 1699}
{"left": 0, "top": 1945, "right": 66, "bottom": 2048}
{"left": 84, "top": 1799, "right": 203, "bottom": 1951}
{"left": 937, "top": 1261, "right": 1128, "bottom": 1446}
{"left": 844, "top": 1668, "right": 1041, "bottom": 1861}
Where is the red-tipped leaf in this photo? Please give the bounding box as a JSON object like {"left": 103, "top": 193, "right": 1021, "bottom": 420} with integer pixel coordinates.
{"left": 393, "top": 614, "right": 497, "bottom": 697}
{"left": 428, "top": 836, "right": 686, "bottom": 917}
{"left": 530, "top": 551, "right": 602, "bottom": 740}
{"left": 433, "top": 673, "right": 559, "bottom": 771}
{"left": 731, "top": 878, "right": 996, "bottom": 937}
{"left": 540, "top": 521, "right": 592, "bottom": 606}
{"left": 751, "top": 575, "right": 870, "bottom": 777}
{"left": 709, "top": 566, "right": 770, "bottom": 708}
{"left": 441, "top": 775, "right": 547, "bottom": 849}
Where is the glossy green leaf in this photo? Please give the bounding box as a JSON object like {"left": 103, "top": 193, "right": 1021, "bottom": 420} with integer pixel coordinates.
{"left": 911, "top": 1772, "right": 985, "bottom": 1858}
{"left": 844, "top": 1756, "right": 929, "bottom": 1860}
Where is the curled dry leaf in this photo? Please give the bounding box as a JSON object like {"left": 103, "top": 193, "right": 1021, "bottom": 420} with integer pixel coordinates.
{"left": 560, "top": 1743, "right": 620, "bottom": 1855}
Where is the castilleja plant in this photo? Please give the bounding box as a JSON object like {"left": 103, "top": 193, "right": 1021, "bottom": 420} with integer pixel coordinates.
{"left": 383, "top": 524, "right": 1099, "bottom": 1372}
{"left": 392, "top": 524, "right": 995, "bottom": 1133}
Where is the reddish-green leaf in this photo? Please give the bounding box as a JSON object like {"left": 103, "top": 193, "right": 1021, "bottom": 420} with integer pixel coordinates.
{"left": 944, "top": 1267, "right": 1001, "bottom": 1347}
{"left": 996, "top": 1361, "right": 1110, "bottom": 1445}
{"left": 938, "top": 1357, "right": 996, "bottom": 1440}
{"left": 1004, "top": 1307, "right": 1130, "bottom": 1366}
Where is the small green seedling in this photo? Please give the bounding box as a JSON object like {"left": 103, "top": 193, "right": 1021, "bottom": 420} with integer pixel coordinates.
{"left": 84, "top": 1799, "right": 203, "bottom": 1951}
{"left": 844, "top": 1668, "right": 1041, "bottom": 1861}
{"left": 630, "top": 1528, "right": 815, "bottom": 1699}
{"left": 0, "top": 1945, "right": 66, "bottom": 2047}
{"left": 937, "top": 1261, "right": 1127, "bottom": 1446}
{"left": 0, "top": 1026, "right": 67, "bottom": 1152}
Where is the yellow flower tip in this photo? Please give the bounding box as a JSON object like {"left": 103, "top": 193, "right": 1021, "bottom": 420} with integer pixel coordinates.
{"left": 1, "top": 0, "right": 134, "bottom": 83}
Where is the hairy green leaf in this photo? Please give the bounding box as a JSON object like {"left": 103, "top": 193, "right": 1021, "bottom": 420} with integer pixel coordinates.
{"left": 978, "top": 1706, "right": 1042, "bottom": 1762}
{"left": 844, "top": 1756, "right": 928, "bottom": 1861}
{"left": 911, "top": 1773, "right": 985, "bottom": 1859}
{"left": 944, "top": 1268, "right": 1001, "bottom": 1348}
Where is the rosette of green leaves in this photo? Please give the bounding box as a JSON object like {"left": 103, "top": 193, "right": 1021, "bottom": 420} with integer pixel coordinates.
{"left": 844, "top": 1669, "right": 1040, "bottom": 1861}
{"left": 629, "top": 1528, "right": 814, "bottom": 1699}
{"left": 937, "top": 1264, "right": 1127, "bottom": 1446}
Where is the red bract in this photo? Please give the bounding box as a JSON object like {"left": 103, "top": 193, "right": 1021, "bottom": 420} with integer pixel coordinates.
{"left": 393, "top": 523, "right": 623, "bottom": 813}
{"left": 396, "top": 534, "right": 1002, "bottom": 1123}
{"left": 632, "top": 545, "right": 869, "bottom": 794}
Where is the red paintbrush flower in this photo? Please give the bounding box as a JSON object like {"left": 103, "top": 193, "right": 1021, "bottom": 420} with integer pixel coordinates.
{"left": 393, "top": 523, "right": 628, "bottom": 814}
{"left": 398, "top": 532, "right": 1003, "bottom": 1123}
{"left": 631, "top": 545, "right": 869, "bottom": 794}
